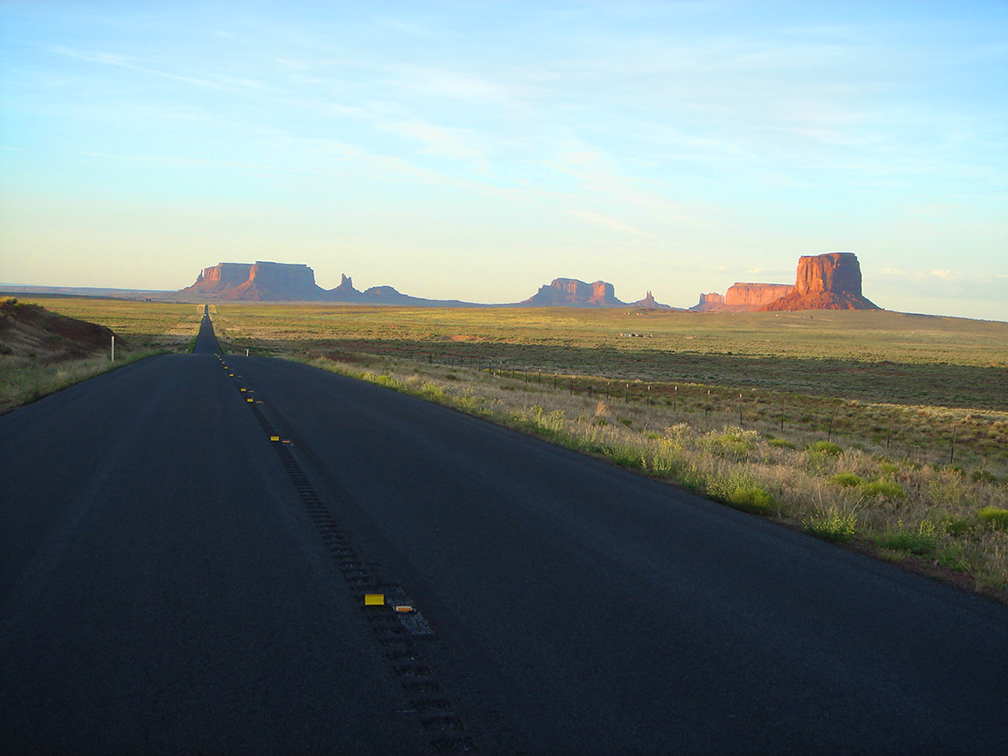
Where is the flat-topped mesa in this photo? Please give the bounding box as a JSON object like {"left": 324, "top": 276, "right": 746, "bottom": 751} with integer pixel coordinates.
{"left": 188, "top": 263, "right": 253, "bottom": 296}
{"left": 229, "top": 261, "right": 325, "bottom": 300}
{"left": 725, "top": 283, "right": 794, "bottom": 308}
{"left": 520, "top": 278, "right": 626, "bottom": 307}
{"left": 690, "top": 292, "right": 725, "bottom": 312}
{"left": 180, "top": 261, "right": 327, "bottom": 301}
{"left": 688, "top": 285, "right": 792, "bottom": 312}
{"left": 761, "top": 252, "right": 879, "bottom": 311}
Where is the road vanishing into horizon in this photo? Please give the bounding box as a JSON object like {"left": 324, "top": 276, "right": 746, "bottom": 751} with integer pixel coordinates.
{"left": 1, "top": 315, "right": 1006, "bottom": 755}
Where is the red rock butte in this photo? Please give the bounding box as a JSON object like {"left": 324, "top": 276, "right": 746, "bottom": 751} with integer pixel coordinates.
{"left": 182, "top": 262, "right": 327, "bottom": 301}
{"left": 691, "top": 253, "right": 878, "bottom": 312}
{"left": 761, "top": 253, "right": 878, "bottom": 311}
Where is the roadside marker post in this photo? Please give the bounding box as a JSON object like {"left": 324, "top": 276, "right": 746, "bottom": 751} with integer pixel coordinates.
{"left": 110, "top": 335, "right": 115, "bottom": 362}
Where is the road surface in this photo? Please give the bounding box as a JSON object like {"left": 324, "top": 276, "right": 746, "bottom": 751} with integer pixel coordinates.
{"left": 1, "top": 316, "right": 1006, "bottom": 754}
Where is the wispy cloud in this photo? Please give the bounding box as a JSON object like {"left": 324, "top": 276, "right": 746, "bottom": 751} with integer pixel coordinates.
{"left": 564, "top": 208, "right": 658, "bottom": 240}
{"left": 379, "top": 121, "right": 486, "bottom": 164}
{"left": 49, "top": 45, "right": 229, "bottom": 89}
{"left": 48, "top": 45, "right": 274, "bottom": 93}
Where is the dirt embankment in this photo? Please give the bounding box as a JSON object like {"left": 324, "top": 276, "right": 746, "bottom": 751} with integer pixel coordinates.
{"left": 0, "top": 298, "right": 120, "bottom": 362}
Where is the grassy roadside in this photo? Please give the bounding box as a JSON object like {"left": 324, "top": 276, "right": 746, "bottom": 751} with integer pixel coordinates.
{"left": 0, "top": 351, "right": 161, "bottom": 414}
{"left": 0, "top": 298, "right": 205, "bottom": 414}
{"left": 293, "top": 352, "right": 1008, "bottom": 604}
{"left": 211, "top": 305, "right": 1008, "bottom": 472}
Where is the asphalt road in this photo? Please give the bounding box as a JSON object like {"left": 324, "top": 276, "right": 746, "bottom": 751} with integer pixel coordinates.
{"left": 1, "top": 316, "right": 1006, "bottom": 754}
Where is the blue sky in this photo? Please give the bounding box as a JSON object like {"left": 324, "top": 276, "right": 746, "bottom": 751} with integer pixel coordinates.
{"left": 1, "top": 1, "right": 1005, "bottom": 319}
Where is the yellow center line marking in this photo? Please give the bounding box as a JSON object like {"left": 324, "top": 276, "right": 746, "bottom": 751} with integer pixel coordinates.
{"left": 364, "top": 594, "right": 385, "bottom": 606}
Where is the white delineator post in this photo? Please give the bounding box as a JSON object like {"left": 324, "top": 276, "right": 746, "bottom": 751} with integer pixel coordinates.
{"left": 111, "top": 335, "right": 115, "bottom": 362}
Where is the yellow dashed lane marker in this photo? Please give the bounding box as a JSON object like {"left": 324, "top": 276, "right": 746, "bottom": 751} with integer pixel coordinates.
{"left": 247, "top": 398, "right": 253, "bottom": 403}
{"left": 270, "top": 436, "right": 280, "bottom": 442}
{"left": 364, "top": 594, "right": 385, "bottom": 606}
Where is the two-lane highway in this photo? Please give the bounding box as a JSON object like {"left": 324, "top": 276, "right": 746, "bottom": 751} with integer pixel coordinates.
{"left": 2, "top": 316, "right": 1007, "bottom": 754}
{"left": 0, "top": 318, "right": 426, "bottom": 754}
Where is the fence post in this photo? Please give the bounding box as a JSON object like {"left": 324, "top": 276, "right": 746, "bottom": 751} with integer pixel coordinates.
{"left": 780, "top": 399, "right": 785, "bottom": 432}
{"left": 950, "top": 423, "right": 957, "bottom": 464}
{"left": 828, "top": 405, "right": 838, "bottom": 442}
{"left": 705, "top": 390, "right": 710, "bottom": 418}
{"left": 673, "top": 385, "right": 677, "bottom": 412}
{"left": 738, "top": 393, "right": 743, "bottom": 428}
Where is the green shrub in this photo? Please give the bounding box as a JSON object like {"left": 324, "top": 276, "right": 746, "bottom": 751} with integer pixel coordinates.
{"left": 937, "top": 515, "right": 972, "bottom": 535}
{"left": 707, "top": 472, "right": 776, "bottom": 515}
{"left": 706, "top": 432, "right": 756, "bottom": 459}
{"left": 806, "top": 441, "right": 842, "bottom": 456}
{"left": 977, "top": 507, "right": 1008, "bottom": 531}
{"left": 862, "top": 480, "right": 906, "bottom": 500}
{"left": 373, "top": 374, "right": 404, "bottom": 391}
{"left": 768, "top": 438, "right": 797, "bottom": 450}
{"left": 877, "top": 462, "right": 901, "bottom": 476}
{"left": 937, "top": 544, "right": 971, "bottom": 572}
{"left": 972, "top": 470, "right": 997, "bottom": 484}
{"left": 831, "top": 472, "right": 864, "bottom": 487}
{"left": 804, "top": 510, "right": 857, "bottom": 542}
{"left": 877, "top": 521, "right": 941, "bottom": 557}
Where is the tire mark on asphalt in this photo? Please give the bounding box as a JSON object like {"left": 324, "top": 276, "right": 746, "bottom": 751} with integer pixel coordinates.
{"left": 218, "top": 352, "right": 478, "bottom": 755}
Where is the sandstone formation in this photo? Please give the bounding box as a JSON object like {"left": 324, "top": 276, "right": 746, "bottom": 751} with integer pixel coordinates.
{"left": 629, "top": 291, "right": 675, "bottom": 310}
{"left": 519, "top": 278, "right": 626, "bottom": 307}
{"left": 690, "top": 293, "right": 725, "bottom": 312}
{"left": 327, "top": 274, "right": 474, "bottom": 307}
{"left": 181, "top": 262, "right": 327, "bottom": 301}
{"left": 184, "top": 263, "right": 256, "bottom": 297}
{"left": 760, "top": 253, "right": 878, "bottom": 311}
{"left": 690, "top": 253, "right": 878, "bottom": 312}
{"left": 690, "top": 284, "right": 793, "bottom": 312}
{"left": 176, "top": 263, "right": 674, "bottom": 309}
{"left": 725, "top": 282, "right": 794, "bottom": 308}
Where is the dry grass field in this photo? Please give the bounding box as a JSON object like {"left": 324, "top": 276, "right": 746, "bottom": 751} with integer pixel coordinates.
{"left": 211, "top": 304, "right": 1008, "bottom": 474}
{"left": 209, "top": 303, "right": 1008, "bottom": 600}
